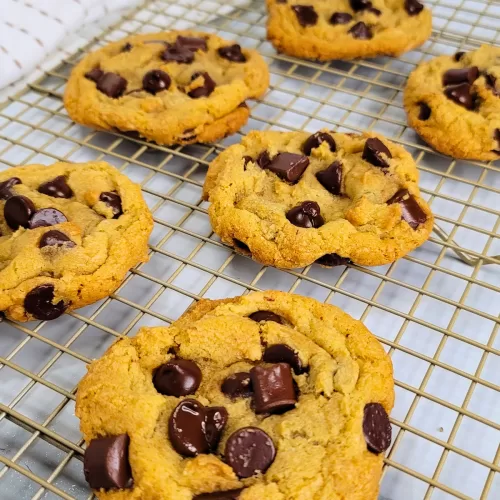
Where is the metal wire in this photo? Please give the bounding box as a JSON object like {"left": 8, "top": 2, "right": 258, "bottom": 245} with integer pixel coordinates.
{"left": 0, "top": 0, "right": 499, "bottom": 499}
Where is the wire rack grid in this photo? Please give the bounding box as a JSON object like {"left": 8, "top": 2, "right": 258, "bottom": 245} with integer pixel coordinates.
{"left": 0, "top": 0, "right": 499, "bottom": 499}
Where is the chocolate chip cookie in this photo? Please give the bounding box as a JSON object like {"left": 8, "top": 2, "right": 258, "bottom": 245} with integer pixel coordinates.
{"left": 0, "top": 161, "right": 153, "bottom": 322}
{"left": 76, "top": 291, "right": 394, "bottom": 499}
{"left": 404, "top": 45, "right": 500, "bottom": 160}
{"left": 203, "top": 130, "right": 433, "bottom": 268}
{"left": 266, "top": 0, "right": 432, "bottom": 60}
{"left": 64, "top": 31, "right": 269, "bottom": 146}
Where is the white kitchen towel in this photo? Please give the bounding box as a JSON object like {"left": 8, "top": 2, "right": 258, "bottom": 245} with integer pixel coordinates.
{"left": 0, "top": 0, "right": 142, "bottom": 91}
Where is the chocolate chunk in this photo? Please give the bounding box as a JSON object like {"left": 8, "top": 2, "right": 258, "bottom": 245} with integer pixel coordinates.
{"left": 249, "top": 311, "right": 283, "bottom": 324}
{"left": 263, "top": 344, "right": 304, "bottom": 375}
{"left": 363, "top": 402, "right": 392, "bottom": 454}
{"left": 121, "top": 42, "right": 133, "bottom": 52}
{"left": 454, "top": 51, "right": 466, "bottom": 62}
{"left": 84, "top": 434, "right": 133, "bottom": 490}
{"left": 162, "top": 44, "right": 195, "bottom": 63}
{"left": 362, "top": 137, "right": 392, "bottom": 168}
{"left": 444, "top": 82, "right": 475, "bottom": 110}
{"left": 142, "top": 69, "right": 171, "bottom": 94}
{"left": 225, "top": 427, "right": 276, "bottom": 478}
{"left": 495, "top": 129, "right": 500, "bottom": 151}
{"left": 96, "top": 72, "right": 127, "bottom": 98}
{"left": 256, "top": 151, "right": 271, "bottom": 169}
{"left": 24, "top": 284, "right": 66, "bottom": 320}
{"left": 222, "top": 372, "right": 253, "bottom": 399}
{"left": 291, "top": 5, "right": 318, "bottom": 27}
{"left": 485, "top": 73, "right": 499, "bottom": 96}
{"left": 29, "top": 208, "right": 67, "bottom": 229}
{"left": 85, "top": 68, "right": 104, "bottom": 83}
{"left": 286, "top": 200, "right": 324, "bottom": 228}
{"left": 38, "top": 176, "right": 73, "bottom": 198}
{"left": 367, "top": 7, "right": 382, "bottom": 15}
{"left": 348, "top": 22, "right": 372, "bottom": 40}
{"left": 243, "top": 155, "right": 253, "bottom": 169}
{"left": 4, "top": 195, "right": 35, "bottom": 230}
{"left": 188, "top": 72, "right": 216, "bottom": 98}
{"left": 442, "top": 67, "right": 479, "bottom": 86}
{"left": 264, "top": 152, "right": 309, "bottom": 182}
{"left": 303, "top": 132, "right": 336, "bottom": 155}
{"left": 388, "top": 189, "right": 427, "bottom": 229}
{"left": 194, "top": 490, "right": 243, "bottom": 500}
{"left": 0, "top": 177, "right": 21, "bottom": 200}
{"left": 39, "top": 230, "right": 76, "bottom": 249}
{"left": 218, "top": 44, "right": 246, "bottom": 63}
{"left": 329, "top": 12, "right": 353, "bottom": 25}
{"left": 418, "top": 102, "right": 431, "bottom": 120}
{"left": 176, "top": 36, "right": 207, "bottom": 52}
{"left": 316, "top": 160, "right": 342, "bottom": 195}
{"left": 404, "top": 0, "right": 424, "bottom": 16}
{"left": 250, "top": 363, "right": 297, "bottom": 414}
{"left": 233, "top": 239, "right": 251, "bottom": 253}
{"left": 153, "top": 359, "right": 202, "bottom": 397}
{"left": 316, "top": 253, "right": 351, "bottom": 267}
{"left": 349, "top": 0, "right": 372, "bottom": 11}
{"left": 100, "top": 192, "right": 123, "bottom": 218}
{"left": 169, "top": 399, "right": 227, "bottom": 457}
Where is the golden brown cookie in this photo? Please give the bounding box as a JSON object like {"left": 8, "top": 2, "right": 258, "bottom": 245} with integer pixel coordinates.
{"left": 0, "top": 161, "right": 153, "bottom": 322}
{"left": 404, "top": 45, "right": 500, "bottom": 161}
{"left": 203, "top": 130, "right": 433, "bottom": 268}
{"left": 64, "top": 31, "right": 269, "bottom": 146}
{"left": 76, "top": 291, "right": 394, "bottom": 500}
{"left": 266, "top": 0, "right": 432, "bottom": 60}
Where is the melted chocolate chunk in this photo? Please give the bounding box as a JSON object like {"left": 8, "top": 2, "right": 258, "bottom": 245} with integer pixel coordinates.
{"left": 96, "top": 72, "right": 127, "bottom": 98}
{"left": 316, "top": 253, "right": 351, "bottom": 267}
{"left": 303, "top": 132, "right": 336, "bottom": 155}
{"left": 162, "top": 44, "right": 195, "bottom": 63}
{"left": 264, "top": 152, "right": 309, "bottom": 183}
{"left": 418, "top": 102, "right": 431, "bottom": 120}
{"left": 225, "top": 427, "right": 276, "bottom": 478}
{"left": 404, "top": 0, "right": 424, "bottom": 16}
{"left": 85, "top": 68, "right": 104, "bottom": 83}
{"left": 388, "top": 189, "right": 427, "bottom": 229}
{"left": 349, "top": 0, "right": 372, "bottom": 11}
{"left": 348, "top": 22, "right": 372, "bottom": 40}
{"left": 4, "top": 195, "right": 35, "bottom": 230}
{"left": 218, "top": 44, "right": 246, "bottom": 63}
{"left": 168, "top": 399, "right": 227, "bottom": 457}
{"left": 121, "top": 42, "right": 133, "bottom": 52}
{"left": 221, "top": 372, "right": 253, "bottom": 399}
{"left": 243, "top": 155, "right": 253, "bottom": 169}
{"left": 24, "top": 284, "right": 66, "bottom": 320}
{"left": 84, "top": 434, "right": 133, "bottom": 490}
{"left": 363, "top": 402, "right": 392, "bottom": 454}
{"left": 39, "top": 230, "right": 76, "bottom": 249}
{"left": 362, "top": 137, "right": 392, "bottom": 168}
{"left": 249, "top": 311, "right": 283, "bottom": 323}
{"left": 316, "top": 160, "right": 342, "bottom": 196}
{"left": 176, "top": 36, "right": 208, "bottom": 52}
{"left": 454, "top": 51, "right": 466, "bottom": 62}
{"left": 485, "top": 73, "right": 499, "bottom": 96}
{"left": 188, "top": 72, "right": 216, "bottom": 98}
{"left": 442, "top": 66, "right": 479, "bottom": 86}
{"left": 250, "top": 363, "right": 297, "bottom": 414}
{"left": 263, "top": 344, "right": 304, "bottom": 374}
{"left": 194, "top": 490, "right": 243, "bottom": 500}
{"left": 367, "top": 7, "right": 382, "bottom": 15}
{"left": 286, "top": 201, "right": 324, "bottom": 228}
{"left": 329, "top": 12, "right": 353, "bottom": 25}
{"left": 100, "top": 192, "right": 123, "bottom": 218}
{"left": 29, "top": 208, "right": 67, "bottom": 229}
{"left": 494, "top": 129, "right": 500, "bottom": 152}
{"left": 256, "top": 151, "right": 271, "bottom": 169}
{"left": 38, "top": 176, "right": 73, "bottom": 198}
{"left": 292, "top": 5, "right": 318, "bottom": 27}
{"left": 153, "top": 359, "right": 202, "bottom": 397}
{"left": 444, "top": 82, "right": 475, "bottom": 110}
{"left": 0, "top": 177, "right": 21, "bottom": 200}
{"left": 233, "top": 239, "right": 251, "bottom": 253}
{"left": 142, "top": 69, "right": 171, "bottom": 94}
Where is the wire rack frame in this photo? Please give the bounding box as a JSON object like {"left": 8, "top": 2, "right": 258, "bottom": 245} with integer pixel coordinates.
{"left": 0, "top": 0, "right": 499, "bottom": 499}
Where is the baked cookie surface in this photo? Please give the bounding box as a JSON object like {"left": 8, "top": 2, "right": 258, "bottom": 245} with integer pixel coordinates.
{"left": 0, "top": 161, "right": 152, "bottom": 322}
{"left": 76, "top": 291, "right": 394, "bottom": 500}
{"left": 266, "top": 0, "right": 432, "bottom": 60}
{"left": 404, "top": 45, "right": 500, "bottom": 161}
{"left": 64, "top": 31, "right": 269, "bottom": 146}
{"left": 203, "top": 130, "right": 433, "bottom": 268}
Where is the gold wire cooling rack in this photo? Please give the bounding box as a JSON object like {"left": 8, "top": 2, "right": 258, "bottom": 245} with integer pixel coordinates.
{"left": 0, "top": 0, "right": 499, "bottom": 499}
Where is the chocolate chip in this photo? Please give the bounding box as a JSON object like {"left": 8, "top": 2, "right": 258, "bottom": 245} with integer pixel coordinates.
{"left": 442, "top": 67, "right": 479, "bottom": 86}
{"left": 96, "top": 72, "right": 127, "bottom": 98}
{"left": 218, "top": 44, "right": 246, "bottom": 63}
{"left": 194, "top": 490, "right": 244, "bottom": 500}
{"left": 256, "top": 151, "right": 271, "bottom": 169}
{"left": 225, "top": 427, "right": 276, "bottom": 478}
{"left": 349, "top": 0, "right": 372, "bottom": 11}
{"left": 142, "top": 69, "right": 171, "bottom": 94}
{"left": 176, "top": 36, "right": 207, "bottom": 52}
{"left": 316, "top": 253, "right": 351, "bottom": 267}
{"left": 404, "top": 0, "right": 424, "bottom": 15}
{"left": 286, "top": 201, "right": 324, "bottom": 228}
{"left": 485, "top": 73, "right": 499, "bottom": 96}
{"left": 222, "top": 372, "right": 253, "bottom": 399}
{"left": 249, "top": 311, "right": 283, "bottom": 323}
{"left": 168, "top": 399, "right": 227, "bottom": 457}
{"left": 316, "top": 160, "right": 342, "bottom": 196}
{"left": 162, "top": 44, "right": 195, "bottom": 63}
{"left": 4, "top": 195, "right": 35, "bottom": 230}
{"left": 100, "top": 192, "right": 123, "bottom": 218}
{"left": 291, "top": 5, "right": 318, "bottom": 27}
{"left": 454, "top": 51, "right": 466, "bottom": 62}
{"left": 24, "top": 284, "right": 66, "bottom": 320}
{"left": 362, "top": 137, "right": 392, "bottom": 168}
{"left": 188, "top": 72, "right": 216, "bottom": 98}
{"left": 250, "top": 363, "right": 297, "bottom": 414}
{"left": 0, "top": 177, "right": 21, "bottom": 200}
{"left": 84, "top": 434, "right": 133, "bottom": 490}
{"left": 418, "top": 102, "right": 431, "bottom": 120}
{"left": 29, "top": 208, "right": 67, "bottom": 229}
{"left": 330, "top": 12, "right": 353, "bottom": 25}
{"left": 85, "top": 68, "right": 104, "bottom": 83}
{"left": 121, "top": 42, "right": 133, "bottom": 52}
{"left": 243, "top": 155, "right": 253, "bottom": 169}
{"left": 39, "top": 230, "right": 76, "bottom": 249}
{"left": 388, "top": 189, "right": 427, "bottom": 229}
{"left": 363, "top": 402, "right": 392, "bottom": 454}
{"left": 38, "top": 176, "right": 73, "bottom": 198}
{"left": 348, "top": 22, "right": 372, "bottom": 40}
{"left": 303, "top": 132, "right": 336, "bottom": 155}
{"left": 153, "top": 359, "right": 202, "bottom": 397}
{"left": 444, "top": 83, "right": 475, "bottom": 110}
{"left": 263, "top": 152, "right": 309, "bottom": 183}
{"left": 263, "top": 344, "right": 304, "bottom": 375}
{"left": 367, "top": 7, "right": 382, "bottom": 15}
